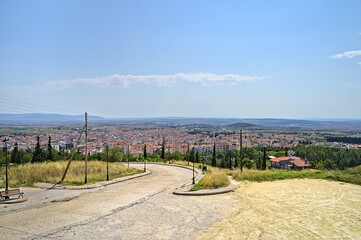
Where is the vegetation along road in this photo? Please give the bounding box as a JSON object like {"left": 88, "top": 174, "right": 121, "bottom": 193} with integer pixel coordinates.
{"left": 0, "top": 164, "right": 239, "bottom": 239}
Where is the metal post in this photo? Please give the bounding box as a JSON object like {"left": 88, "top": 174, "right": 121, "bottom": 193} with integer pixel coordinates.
{"left": 3, "top": 138, "right": 9, "bottom": 191}
{"left": 240, "top": 129, "right": 243, "bottom": 172}
{"left": 127, "top": 145, "right": 130, "bottom": 168}
{"left": 144, "top": 144, "right": 147, "bottom": 172}
{"left": 84, "top": 112, "right": 88, "bottom": 184}
{"left": 192, "top": 160, "right": 195, "bottom": 184}
{"left": 168, "top": 146, "right": 170, "bottom": 164}
{"left": 187, "top": 142, "right": 190, "bottom": 166}
{"left": 106, "top": 144, "right": 109, "bottom": 181}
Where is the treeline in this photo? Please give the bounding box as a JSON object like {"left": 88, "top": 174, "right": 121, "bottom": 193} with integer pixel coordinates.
{"left": 294, "top": 145, "right": 361, "bottom": 170}
{"left": 2, "top": 136, "right": 361, "bottom": 171}
{"left": 325, "top": 136, "right": 361, "bottom": 145}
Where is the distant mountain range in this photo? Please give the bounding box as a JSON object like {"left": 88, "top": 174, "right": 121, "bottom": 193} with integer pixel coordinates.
{"left": 1, "top": 113, "right": 361, "bottom": 130}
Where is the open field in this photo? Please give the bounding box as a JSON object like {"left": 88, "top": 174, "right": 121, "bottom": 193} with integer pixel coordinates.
{"left": 199, "top": 179, "right": 361, "bottom": 239}
{"left": 229, "top": 165, "right": 361, "bottom": 185}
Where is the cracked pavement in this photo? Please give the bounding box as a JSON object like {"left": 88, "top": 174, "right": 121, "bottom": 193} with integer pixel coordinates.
{"left": 0, "top": 163, "right": 240, "bottom": 240}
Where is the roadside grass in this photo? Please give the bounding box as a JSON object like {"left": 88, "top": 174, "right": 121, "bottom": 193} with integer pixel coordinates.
{"left": 0, "top": 161, "right": 143, "bottom": 188}
{"left": 229, "top": 165, "right": 361, "bottom": 185}
{"left": 191, "top": 167, "right": 230, "bottom": 191}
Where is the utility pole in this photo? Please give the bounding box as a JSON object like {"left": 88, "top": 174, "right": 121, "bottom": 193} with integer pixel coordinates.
{"left": 127, "top": 145, "right": 130, "bottom": 168}
{"left": 168, "top": 145, "right": 170, "bottom": 164}
{"left": 143, "top": 144, "right": 147, "bottom": 172}
{"left": 192, "top": 147, "right": 195, "bottom": 184}
{"left": 240, "top": 130, "right": 243, "bottom": 172}
{"left": 106, "top": 144, "right": 109, "bottom": 181}
{"left": 187, "top": 142, "right": 190, "bottom": 166}
{"left": 84, "top": 112, "right": 88, "bottom": 184}
{"left": 3, "top": 138, "right": 9, "bottom": 191}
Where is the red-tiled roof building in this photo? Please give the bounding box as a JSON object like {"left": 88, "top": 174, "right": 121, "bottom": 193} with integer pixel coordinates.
{"left": 270, "top": 156, "right": 311, "bottom": 170}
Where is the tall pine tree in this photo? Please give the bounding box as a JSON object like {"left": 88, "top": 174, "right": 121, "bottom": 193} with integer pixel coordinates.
{"left": 161, "top": 137, "right": 165, "bottom": 161}
{"left": 190, "top": 147, "right": 195, "bottom": 163}
{"left": 212, "top": 142, "right": 216, "bottom": 166}
{"left": 11, "top": 142, "right": 21, "bottom": 164}
{"left": 32, "top": 135, "right": 45, "bottom": 162}
{"left": 143, "top": 144, "right": 147, "bottom": 160}
{"left": 47, "top": 135, "right": 53, "bottom": 161}
{"left": 262, "top": 147, "right": 267, "bottom": 170}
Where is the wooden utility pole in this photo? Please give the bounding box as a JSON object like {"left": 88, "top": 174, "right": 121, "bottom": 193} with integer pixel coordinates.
{"left": 240, "top": 130, "right": 243, "bottom": 172}
{"left": 84, "top": 112, "right": 88, "bottom": 184}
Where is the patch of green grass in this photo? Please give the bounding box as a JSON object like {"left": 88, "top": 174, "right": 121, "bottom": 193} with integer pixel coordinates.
{"left": 229, "top": 165, "right": 361, "bottom": 185}
{"left": 191, "top": 167, "right": 230, "bottom": 191}
{"left": 0, "top": 161, "right": 143, "bottom": 188}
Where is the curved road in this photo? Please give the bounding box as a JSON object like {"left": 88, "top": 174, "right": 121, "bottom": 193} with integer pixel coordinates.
{"left": 0, "top": 163, "right": 239, "bottom": 239}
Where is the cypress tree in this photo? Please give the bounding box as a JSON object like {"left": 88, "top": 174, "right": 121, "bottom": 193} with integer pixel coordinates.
{"left": 211, "top": 142, "right": 216, "bottom": 166}
{"left": 262, "top": 147, "right": 267, "bottom": 170}
{"left": 161, "top": 137, "right": 165, "bottom": 161}
{"left": 190, "top": 147, "right": 195, "bottom": 163}
{"left": 229, "top": 151, "right": 232, "bottom": 169}
{"left": 48, "top": 135, "right": 53, "bottom": 161}
{"left": 143, "top": 144, "right": 147, "bottom": 160}
{"left": 32, "top": 135, "right": 45, "bottom": 162}
{"left": 221, "top": 154, "right": 225, "bottom": 168}
{"left": 234, "top": 151, "right": 238, "bottom": 168}
{"left": 196, "top": 151, "right": 200, "bottom": 163}
{"left": 11, "top": 142, "right": 21, "bottom": 164}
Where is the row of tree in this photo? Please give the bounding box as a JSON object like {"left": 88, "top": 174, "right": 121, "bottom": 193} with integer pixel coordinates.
{"left": 2, "top": 136, "right": 361, "bottom": 171}
{"left": 2, "top": 136, "right": 71, "bottom": 164}
{"left": 325, "top": 136, "right": 361, "bottom": 145}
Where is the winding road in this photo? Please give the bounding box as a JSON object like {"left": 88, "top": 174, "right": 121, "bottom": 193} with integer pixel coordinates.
{"left": 0, "top": 163, "right": 239, "bottom": 239}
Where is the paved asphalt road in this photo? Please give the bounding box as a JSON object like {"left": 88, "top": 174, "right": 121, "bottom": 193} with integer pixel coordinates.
{"left": 0, "top": 163, "right": 239, "bottom": 240}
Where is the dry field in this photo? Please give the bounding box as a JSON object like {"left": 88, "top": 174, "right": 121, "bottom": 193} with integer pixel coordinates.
{"left": 200, "top": 179, "right": 361, "bottom": 240}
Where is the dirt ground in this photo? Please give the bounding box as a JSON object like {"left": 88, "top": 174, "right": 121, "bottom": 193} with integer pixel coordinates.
{"left": 199, "top": 179, "right": 361, "bottom": 240}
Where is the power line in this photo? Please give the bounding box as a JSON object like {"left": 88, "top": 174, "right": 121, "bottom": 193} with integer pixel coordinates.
{"left": 0, "top": 96, "right": 81, "bottom": 115}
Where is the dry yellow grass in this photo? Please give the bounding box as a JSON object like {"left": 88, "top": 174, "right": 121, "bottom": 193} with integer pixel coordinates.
{"left": 0, "top": 161, "right": 142, "bottom": 187}
{"left": 191, "top": 167, "right": 230, "bottom": 191}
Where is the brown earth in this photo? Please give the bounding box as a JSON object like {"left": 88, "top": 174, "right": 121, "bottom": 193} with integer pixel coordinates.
{"left": 199, "top": 179, "right": 361, "bottom": 240}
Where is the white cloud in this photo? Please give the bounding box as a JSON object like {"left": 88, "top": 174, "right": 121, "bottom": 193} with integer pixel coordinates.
{"left": 330, "top": 50, "right": 361, "bottom": 59}
{"left": 358, "top": 62, "right": 361, "bottom": 65}
{"left": 44, "top": 73, "right": 263, "bottom": 90}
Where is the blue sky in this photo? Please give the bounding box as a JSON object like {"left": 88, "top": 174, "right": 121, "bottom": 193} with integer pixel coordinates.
{"left": 0, "top": 0, "right": 360, "bottom": 118}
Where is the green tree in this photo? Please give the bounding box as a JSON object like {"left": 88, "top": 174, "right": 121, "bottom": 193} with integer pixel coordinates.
{"left": 262, "top": 147, "right": 267, "bottom": 170}
{"left": 143, "top": 144, "right": 147, "bottom": 160}
{"left": 242, "top": 157, "right": 255, "bottom": 169}
{"left": 212, "top": 142, "right": 216, "bottom": 166}
{"left": 32, "top": 135, "right": 46, "bottom": 162}
{"left": 190, "top": 147, "right": 195, "bottom": 163}
{"left": 47, "top": 135, "right": 53, "bottom": 161}
{"left": 228, "top": 151, "right": 232, "bottom": 169}
{"left": 11, "top": 142, "right": 21, "bottom": 164}
{"left": 161, "top": 137, "right": 165, "bottom": 161}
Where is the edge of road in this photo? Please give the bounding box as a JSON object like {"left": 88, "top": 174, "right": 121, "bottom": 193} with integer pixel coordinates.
{"left": 33, "top": 170, "right": 152, "bottom": 190}
{"left": 4, "top": 162, "right": 239, "bottom": 205}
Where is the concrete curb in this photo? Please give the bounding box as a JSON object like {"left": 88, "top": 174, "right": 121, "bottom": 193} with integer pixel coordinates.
{"left": 0, "top": 197, "right": 29, "bottom": 204}
{"left": 126, "top": 162, "right": 201, "bottom": 174}
{"left": 173, "top": 175, "right": 240, "bottom": 196}
{"left": 173, "top": 183, "right": 240, "bottom": 196}
{"left": 34, "top": 170, "right": 151, "bottom": 190}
